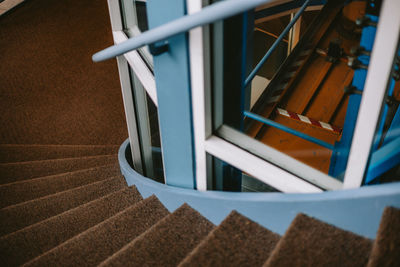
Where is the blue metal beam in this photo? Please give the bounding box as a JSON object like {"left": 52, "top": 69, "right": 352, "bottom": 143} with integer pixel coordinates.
{"left": 244, "top": 111, "right": 334, "bottom": 149}
{"left": 382, "top": 105, "right": 400, "bottom": 146}
{"left": 146, "top": 0, "right": 196, "bottom": 189}
{"left": 254, "top": 0, "right": 326, "bottom": 20}
{"left": 244, "top": 0, "right": 311, "bottom": 87}
{"left": 329, "top": 15, "right": 378, "bottom": 179}
{"left": 365, "top": 136, "right": 400, "bottom": 184}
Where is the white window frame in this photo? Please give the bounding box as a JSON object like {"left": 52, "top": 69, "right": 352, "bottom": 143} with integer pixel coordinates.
{"left": 188, "top": 0, "right": 400, "bottom": 193}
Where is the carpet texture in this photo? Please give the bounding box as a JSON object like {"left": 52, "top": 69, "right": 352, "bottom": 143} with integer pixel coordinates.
{"left": 25, "top": 195, "right": 170, "bottom": 267}
{"left": 0, "top": 175, "right": 126, "bottom": 236}
{"left": 367, "top": 207, "right": 400, "bottom": 267}
{"left": 0, "top": 0, "right": 127, "bottom": 145}
{"left": 263, "top": 213, "right": 373, "bottom": 267}
{"left": 0, "top": 154, "right": 117, "bottom": 184}
{"left": 179, "top": 210, "right": 280, "bottom": 267}
{"left": 0, "top": 187, "right": 142, "bottom": 266}
{"left": 0, "top": 163, "right": 121, "bottom": 208}
{"left": 0, "top": 144, "right": 119, "bottom": 163}
{"left": 99, "top": 204, "right": 215, "bottom": 267}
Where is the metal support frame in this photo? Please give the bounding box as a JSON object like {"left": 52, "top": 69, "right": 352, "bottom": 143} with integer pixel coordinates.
{"left": 244, "top": 111, "right": 334, "bottom": 150}
{"left": 147, "top": 0, "right": 196, "bottom": 189}
{"left": 329, "top": 15, "right": 378, "bottom": 178}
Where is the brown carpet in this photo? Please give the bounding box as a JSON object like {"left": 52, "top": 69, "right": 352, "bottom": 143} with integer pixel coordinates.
{"left": 0, "top": 154, "right": 118, "bottom": 184}
{"left": 0, "top": 186, "right": 142, "bottom": 266}
{"left": 99, "top": 204, "right": 215, "bottom": 267}
{"left": 179, "top": 210, "right": 280, "bottom": 267}
{"left": 263, "top": 213, "right": 373, "bottom": 267}
{"left": 0, "top": 0, "right": 127, "bottom": 145}
{"left": 0, "top": 175, "right": 126, "bottom": 236}
{"left": 367, "top": 207, "right": 400, "bottom": 267}
{"left": 25, "top": 195, "right": 170, "bottom": 267}
{"left": 0, "top": 163, "right": 120, "bottom": 208}
{"left": 0, "top": 144, "right": 119, "bottom": 163}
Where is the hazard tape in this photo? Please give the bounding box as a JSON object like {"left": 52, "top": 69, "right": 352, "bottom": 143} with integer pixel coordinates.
{"left": 276, "top": 108, "right": 342, "bottom": 134}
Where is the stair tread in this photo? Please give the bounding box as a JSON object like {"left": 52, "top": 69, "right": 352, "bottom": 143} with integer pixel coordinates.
{"left": 263, "top": 213, "right": 373, "bottom": 267}
{"left": 0, "top": 175, "right": 127, "bottom": 236}
{"left": 0, "top": 163, "right": 120, "bottom": 208}
{"left": 367, "top": 207, "right": 400, "bottom": 267}
{"left": 0, "top": 154, "right": 118, "bottom": 185}
{"left": 99, "top": 203, "right": 215, "bottom": 267}
{"left": 0, "top": 186, "right": 142, "bottom": 266}
{"left": 179, "top": 210, "right": 280, "bottom": 267}
{"left": 25, "top": 195, "right": 170, "bottom": 267}
{"left": 0, "top": 144, "right": 119, "bottom": 163}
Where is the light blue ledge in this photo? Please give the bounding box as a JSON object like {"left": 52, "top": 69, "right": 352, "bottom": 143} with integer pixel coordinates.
{"left": 119, "top": 139, "right": 400, "bottom": 239}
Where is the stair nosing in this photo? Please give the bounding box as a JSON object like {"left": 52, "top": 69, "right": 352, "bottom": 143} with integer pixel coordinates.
{"left": 1, "top": 174, "right": 125, "bottom": 211}
{"left": 24, "top": 195, "right": 163, "bottom": 266}
{"left": 0, "top": 153, "right": 117, "bottom": 167}
{"left": 0, "top": 163, "right": 119, "bottom": 187}
{"left": 0, "top": 186, "right": 134, "bottom": 240}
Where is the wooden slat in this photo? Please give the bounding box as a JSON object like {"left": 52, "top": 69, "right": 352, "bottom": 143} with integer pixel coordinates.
{"left": 297, "top": 61, "right": 333, "bottom": 114}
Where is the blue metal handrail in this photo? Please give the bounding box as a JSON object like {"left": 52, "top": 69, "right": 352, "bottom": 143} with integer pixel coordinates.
{"left": 244, "top": 0, "right": 311, "bottom": 87}
{"left": 244, "top": 111, "right": 334, "bottom": 149}
{"left": 93, "top": 0, "right": 281, "bottom": 62}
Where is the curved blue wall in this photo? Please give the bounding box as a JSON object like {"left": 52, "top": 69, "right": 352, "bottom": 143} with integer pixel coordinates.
{"left": 119, "top": 139, "right": 400, "bottom": 239}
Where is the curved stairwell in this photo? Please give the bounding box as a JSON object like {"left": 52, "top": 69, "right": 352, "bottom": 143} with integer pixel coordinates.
{"left": 1, "top": 0, "right": 399, "bottom": 266}
{"left": 0, "top": 145, "right": 399, "bottom": 266}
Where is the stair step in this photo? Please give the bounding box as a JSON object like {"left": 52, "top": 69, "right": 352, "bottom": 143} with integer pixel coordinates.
{"left": 0, "top": 164, "right": 120, "bottom": 208}
{"left": 0, "top": 186, "right": 142, "bottom": 266}
{"left": 179, "top": 210, "right": 280, "bottom": 267}
{"left": 0, "top": 144, "right": 119, "bottom": 163}
{"left": 263, "top": 213, "right": 373, "bottom": 267}
{"left": 0, "top": 154, "right": 118, "bottom": 185}
{"left": 0, "top": 175, "right": 126, "bottom": 236}
{"left": 99, "top": 203, "right": 215, "bottom": 267}
{"left": 367, "top": 207, "right": 400, "bottom": 267}
{"left": 25, "top": 195, "right": 170, "bottom": 267}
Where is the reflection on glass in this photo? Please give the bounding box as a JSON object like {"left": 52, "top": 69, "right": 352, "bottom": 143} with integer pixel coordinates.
{"left": 120, "top": 0, "right": 152, "bottom": 67}
{"left": 130, "top": 68, "right": 164, "bottom": 183}
{"left": 135, "top": 1, "right": 149, "bottom": 32}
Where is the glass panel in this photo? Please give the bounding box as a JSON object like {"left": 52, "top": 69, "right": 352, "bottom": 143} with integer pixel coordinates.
{"left": 208, "top": 153, "right": 280, "bottom": 192}
{"left": 211, "top": 1, "right": 372, "bottom": 187}
{"left": 364, "top": 75, "right": 400, "bottom": 185}
{"left": 129, "top": 67, "right": 164, "bottom": 183}
{"left": 120, "top": 0, "right": 153, "bottom": 68}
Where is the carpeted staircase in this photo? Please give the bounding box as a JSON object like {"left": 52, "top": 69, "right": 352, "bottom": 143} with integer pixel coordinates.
{"left": 1, "top": 0, "right": 400, "bottom": 266}
{"left": 0, "top": 144, "right": 399, "bottom": 266}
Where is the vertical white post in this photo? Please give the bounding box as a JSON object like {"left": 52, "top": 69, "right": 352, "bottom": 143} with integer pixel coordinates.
{"left": 288, "top": 13, "right": 301, "bottom": 54}
{"left": 107, "top": 0, "right": 144, "bottom": 173}
{"left": 188, "top": 0, "right": 208, "bottom": 191}
{"left": 343, "top": 0, "right": 400, "bottom": 189}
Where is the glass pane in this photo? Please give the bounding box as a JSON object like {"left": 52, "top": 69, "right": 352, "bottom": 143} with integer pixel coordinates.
{"left": 211, "top": 1, "right": 373, "bottom": 187}
{"left": 129, "top": 68, "right": 164, "bottom": 183}
{"left": 120, "top": 0, "right": 153, "bottom": 67}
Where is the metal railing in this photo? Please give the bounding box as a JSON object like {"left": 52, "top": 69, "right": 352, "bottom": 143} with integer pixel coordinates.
{"left": 244, "top": 0, "right": 311, "bottom": 87}
{"left": 92, "top": 0, "right": 278, "bottom": 62}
